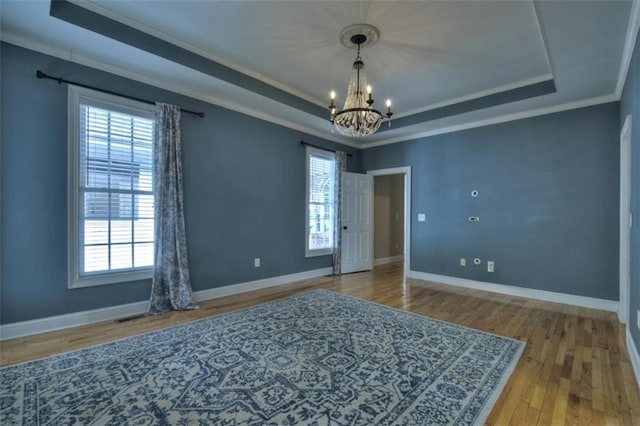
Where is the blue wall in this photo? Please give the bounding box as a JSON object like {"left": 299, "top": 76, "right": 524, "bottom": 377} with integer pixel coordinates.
{"left": 362, "top": 103, "right": 620, "bottom": 300}
{"left": 620, "top": 29, "right": 640, "bottom": 351}
{"left": 0, "top": 40, "right": 627, "bottom": 327}
{"left": 0, "top": 42, "right": 360, "bottom": 324}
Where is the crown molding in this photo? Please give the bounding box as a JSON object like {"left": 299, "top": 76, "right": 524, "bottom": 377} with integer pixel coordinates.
{"left": 1, "top": 20, "right": 628, "bottom": 151}
{"left": 50, "top": 0, "right": 555, "bottom": 135}
{"left": 62, "top": 0, "right": 558, "bottom": 135}
{"left": 74, "top": 0, "right": 328, "bottom": 109}
{"left": 360, "top": 94, "right": 618, "bottom": 149}
{"left": 391, "top": 74, "right": 553, "bottom": 120}
{"left": 615, "top": 0, "right": 640, "bottom": 98}
{"left": 0, "top": 32, "right": 360, "bottom": 149}
{"left": 389, "top": 0, "right": 554, "bottom": 122}
{"left": 77, "top": 0, "right": 557, "bottom": 130}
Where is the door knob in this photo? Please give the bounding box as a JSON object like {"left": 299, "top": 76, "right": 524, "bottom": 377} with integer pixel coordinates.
{"left": 343, "top": 226, "right": 348, "bottom": 230}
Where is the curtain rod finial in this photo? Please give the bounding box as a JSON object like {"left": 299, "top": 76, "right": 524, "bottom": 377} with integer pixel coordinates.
{"left": 36, "top": 70, "right": 45, "bottom": 79}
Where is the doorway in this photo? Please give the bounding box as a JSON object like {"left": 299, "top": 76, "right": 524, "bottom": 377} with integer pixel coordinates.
{"left": 367, "top": 167, "right": 411, "bottom": 273}
{"left": 373, "top": 174, "right": 405, "bottom": 266}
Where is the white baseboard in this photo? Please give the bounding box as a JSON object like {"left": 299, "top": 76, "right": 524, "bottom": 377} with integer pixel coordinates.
{"left": 374, "top": 255, "right": 404, "bottom": 266}
{"left": 0, "top": 300, "right": 150, "bottom": 342}
{"left": 0, "top": 267, "right": 332, "bottom": 341}
{"left": 406, "top": 270, "right": 618, "bottom": 312}
{"left": 192, "top": 267, "right": 332, "bottom": 301}
{"left": 627, "top": 329, "right": 640, "bottom": 392}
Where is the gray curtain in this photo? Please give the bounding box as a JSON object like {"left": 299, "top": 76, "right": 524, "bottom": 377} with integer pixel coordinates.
{"left": 149, "top": 103, "right": 199, "bottom": 314}
{"left": 332, "top": 151, "right": 347, "bottom": 275}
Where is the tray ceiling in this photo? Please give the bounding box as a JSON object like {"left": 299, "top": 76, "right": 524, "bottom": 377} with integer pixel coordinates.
{"left": 0, "top": 0, "right": 634, "bottom": 146}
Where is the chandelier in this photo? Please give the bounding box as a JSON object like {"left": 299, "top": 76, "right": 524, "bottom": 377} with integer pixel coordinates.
{"left": 329, "top": 24, "right": 393, "bottom": 137}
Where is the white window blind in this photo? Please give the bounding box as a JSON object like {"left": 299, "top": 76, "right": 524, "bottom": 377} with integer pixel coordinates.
{"left": 306, "top": 148, "right": 335, "bottom": 256}
{"left": 69, "top": 86, "right": 156, "bottom": 288}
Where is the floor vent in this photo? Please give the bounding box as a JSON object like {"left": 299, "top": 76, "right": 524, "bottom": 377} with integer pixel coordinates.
{"left": 114, "top": 314, "right": 147, "bottom": 323}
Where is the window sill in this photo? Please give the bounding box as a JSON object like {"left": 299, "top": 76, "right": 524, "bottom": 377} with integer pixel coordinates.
{"left": 69, "top": 269, "right": 153, "bottom": 289}
{"left": 305, "top": 249, "right": 334, "bottom": 258}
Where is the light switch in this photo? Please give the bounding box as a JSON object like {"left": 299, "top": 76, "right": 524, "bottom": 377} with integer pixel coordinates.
{"left": 418, "top": 213, "right": 426, "bottom": 222}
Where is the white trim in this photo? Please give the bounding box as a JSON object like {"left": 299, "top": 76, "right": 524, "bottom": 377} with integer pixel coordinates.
{"left": 374, "top": 255, "right": 404, "bottom": 266}
{"left": 367, "top": 166, "right": 414, "bottom": 175}
{"left": 0, "top": 32, "right": 621, "bottom": 150}
{"left": 0, "top": 267, "right": 332, "bottom": 341}
{"left": 2, "top": 18, "right": 634, "bottom": 150}
{"left": 69, "top": 0, "right": 329, "bottom": 109}
{"left": 391, "top": 74, "right": 553, "bottom": 120}
{"left": 305, "top": 147, "right": 336, "bottom": 258}
{"left": 193, "top": 267, "right": 332, "bottom": 302}
{"left": 627, "top": 329, "right": 640, "bottom": 393}
{"left": 0, "top": 33, "right": 360, "bottom": 149}
{"left": 66, "top": 0, "right": 561, "bottom": 124}
{"left": 616, "top": 0, "right": 640, "bottom": 98}
{"left": 406, "top": 270, "right": 619, "bottom": 312}
{"left": 0, "top": 31, "right": 75, "bottom": 61}
{"left": 361, "top": 94, "right": 618, "bottom": 149}
{"left": 367, "top": 167, "right": 412, "bottom": 273}
{"left": 0, "top": 300, "right": 150, "bottom": 341}
{"left": 620, "top": 115, "right": 632, "bottom": 324}
{"left": 41, "top": 0, "right": 565, "bottom": 131}
{"left": 67, "top": 85, "right": 156, "bottom": 288}
{"left": 26, "top": 0, "right": 557, "bottom": 122}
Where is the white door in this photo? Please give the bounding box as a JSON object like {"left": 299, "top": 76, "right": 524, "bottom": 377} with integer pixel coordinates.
{"left": 619, "top": 115, "right": 632, "bottom": 324}
{"left": 341, "top": 172, "right": 373, "bottom": 273}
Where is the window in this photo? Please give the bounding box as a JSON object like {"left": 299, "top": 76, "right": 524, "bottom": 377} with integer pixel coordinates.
{"left": 306, "top": 147, "right": 335, "bottom": 257}
{"left": 68, "top": 86, "right": 155, "bottom": 288}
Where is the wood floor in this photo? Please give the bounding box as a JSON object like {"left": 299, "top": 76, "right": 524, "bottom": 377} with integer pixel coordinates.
{"left": 1, "top": 263, "right": 639, "bottom": 425}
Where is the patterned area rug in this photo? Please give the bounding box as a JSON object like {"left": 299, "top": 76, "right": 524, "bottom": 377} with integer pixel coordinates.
{"left": 1, "top": 290, "right": 524, "bottom": 425}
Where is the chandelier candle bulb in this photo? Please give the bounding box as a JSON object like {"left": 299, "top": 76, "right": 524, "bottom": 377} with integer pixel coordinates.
{"left": 328, "top": 90, "right": 336, "bottom": 111}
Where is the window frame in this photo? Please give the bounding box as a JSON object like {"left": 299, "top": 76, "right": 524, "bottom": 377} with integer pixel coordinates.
{"left": 68, "top": 85, "right": 156, "bottom": 289}
{"left": 305, "top": 146, "right": 336, "bottom": 257}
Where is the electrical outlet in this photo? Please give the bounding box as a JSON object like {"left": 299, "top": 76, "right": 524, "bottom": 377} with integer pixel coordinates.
{"left": 254, "top": 258, "right": 261, "bottom": 268}
{"left": 460, "top": 258, "right": 466, "bottom": 267}
{"left": 487, "top": 261, "right": 494, "bottom": 273}
{"left": 418, "top": 213, "right": 426, "bottom": 222}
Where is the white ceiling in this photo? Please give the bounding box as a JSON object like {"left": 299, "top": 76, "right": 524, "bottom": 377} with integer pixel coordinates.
{"left": 0, "top": 0, "right": 636, "bottom": 147}
{"left": 75, "top": 0, "right": 552, "bottom": 113}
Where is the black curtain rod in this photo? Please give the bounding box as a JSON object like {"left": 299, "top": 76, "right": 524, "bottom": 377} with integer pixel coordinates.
{"left": 35, "top": 70, "right": 204, "bottom": 118}
{"left": 300, "top": 140, "right": 353, "bottom": 157}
